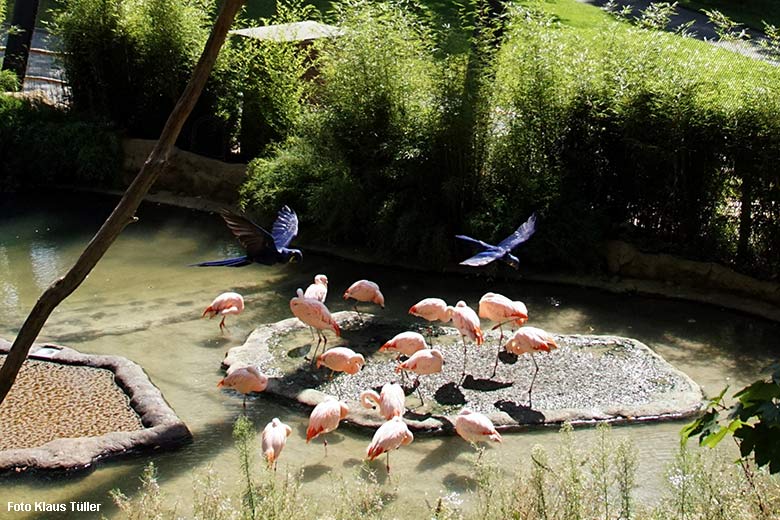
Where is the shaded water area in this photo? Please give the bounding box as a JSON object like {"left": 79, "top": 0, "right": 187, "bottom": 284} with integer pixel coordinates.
{"left": 0, "top": 192, "right": 778, "bottom": 518}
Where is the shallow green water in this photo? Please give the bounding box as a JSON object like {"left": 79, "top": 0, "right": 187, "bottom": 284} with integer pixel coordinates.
{"left": 0, "top": 192, "right": 778, "bottom": 519}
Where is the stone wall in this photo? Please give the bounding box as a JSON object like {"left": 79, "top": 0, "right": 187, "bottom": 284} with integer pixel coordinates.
{"left": 121, "top": 138, "right": 246, "bottom": 204}
{"left": 605, "top": 240, "right": 780, "bottom": 306}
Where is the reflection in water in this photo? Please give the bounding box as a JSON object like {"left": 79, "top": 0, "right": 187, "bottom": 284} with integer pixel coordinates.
{"left": 0, "top": 193, "right": 778, "bottom": 519}
{"left": 29, "top": 240, "right": 62, "bottom": 291}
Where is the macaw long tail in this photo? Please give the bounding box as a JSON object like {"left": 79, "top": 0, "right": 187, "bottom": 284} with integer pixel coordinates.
{"left": 191, "top": 256, "right": 252, "bottom": 267}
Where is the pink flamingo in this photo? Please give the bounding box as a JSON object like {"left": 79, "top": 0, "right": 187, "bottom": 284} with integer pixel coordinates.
{"left": 366, "top": 416, "right": 414, "bottom": 474}
{"left": 454, "top": 409, "right": 503, "bottom": 446}
{"left": 448, "top": 301, "right": 484, "bottom": 382}
{"left": 217, "top": 365, "right": 268, "bottom": 409}
{"left": 478, "top": 292, "right": 529, "bottom": 377}
{"left": 202, "top": 291, "right": 244, "bottom": 333}
{"left": 408, "top": 297, "right": 451, "bottom": 343}
{"left": 306, "top": 398, "right": 349, "bottom": 455}
{"left": 316, "top": 347, "right": 365, "bottom": 377}
{"left": 395, "top": 349, "right": 444, "bottom": 404}
{"left": 261, "top": 417, "right": 292, "bottom": 470}
{"left": 360, "top": 382, "right": 406, "bottom": 420}
{"left": 304, "top": 274, "right": 328, "bottom": 302}
{"left": 290, "top": 288, "right": 341, "bottom": 364}
{"left": 505, "top": 326, "right": 558, "bottom": 407}
{"left": 379, "top": 331, "right": 429, "bottom": 359}
{"left": 343, "top": 279, "right": 384, "bottom": 321}
{"left": 409, "top": 297, "right": 451, "bottom": 323}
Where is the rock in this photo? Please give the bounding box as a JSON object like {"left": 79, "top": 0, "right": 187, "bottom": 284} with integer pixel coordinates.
{"left": 221, "top": 314, "right": 704, "bottom": 435}
{"left": 0, "top": 340, "right": 191, "bottom": 474}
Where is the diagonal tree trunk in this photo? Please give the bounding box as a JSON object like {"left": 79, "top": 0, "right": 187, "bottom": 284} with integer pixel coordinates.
{"left": 0, "top": 0, "right": 246, "bottom": 406}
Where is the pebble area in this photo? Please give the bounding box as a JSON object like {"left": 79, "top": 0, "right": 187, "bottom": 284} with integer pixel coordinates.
{"left": 0, "top": 355, "right": 144, "bottom": 451}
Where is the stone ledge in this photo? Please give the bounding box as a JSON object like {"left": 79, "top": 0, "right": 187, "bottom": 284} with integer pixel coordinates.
{"left": 221, "top": 313, "right": 705, "bottom": 436}
{"left": 0, "top": 339, "right": 191, "bottom": 474}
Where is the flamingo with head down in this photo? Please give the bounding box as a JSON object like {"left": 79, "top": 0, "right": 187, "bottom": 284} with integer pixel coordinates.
{"left": 448, "top": 301, "right": 484, "bottom": 383}
{"left": 343, "top": 279, "right": 384, "bottom": 321}
{"left": 360, "top": 382, "right": 406, "bottom": 420}
{"left": 366, "top": 416, "right": 414, "bottom": 474}
{"left": 262, "top": 418, "right": 292, "bottom": 470}
{"left": 505, "top": 326, "right": 558, "bottom": 407}
{"left": 290, "top": 288, "right": 341, "bottom": 364}
{"left": 306, "top": 398, "right": 349, "bottom": 455}
{"left": 202, "top": 291, "right": 244, "bottom": 334}
{"left": 217, "top": 365, "right": 268, "bottom": 409}
{"left": 478, "top": 292, "right": 529, "bottom": 377}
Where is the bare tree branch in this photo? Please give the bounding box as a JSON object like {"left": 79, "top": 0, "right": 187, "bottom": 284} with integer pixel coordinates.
{"left": 0, "top": 0, "right": 247, "bottom": 406}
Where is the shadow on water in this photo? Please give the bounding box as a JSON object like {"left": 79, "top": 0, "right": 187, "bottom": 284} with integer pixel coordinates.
{"left": 415, "top": 438, "right": 472, "bottom": 471}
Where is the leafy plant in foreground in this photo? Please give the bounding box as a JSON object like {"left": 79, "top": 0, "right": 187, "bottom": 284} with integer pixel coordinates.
{"left": 682, "top": 363, "right": 780, "bottom": 475}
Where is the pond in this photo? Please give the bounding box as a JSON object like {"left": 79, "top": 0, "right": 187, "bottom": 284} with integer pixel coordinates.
{"left": 0, "top": 192, "right": 778, "bottom": 519}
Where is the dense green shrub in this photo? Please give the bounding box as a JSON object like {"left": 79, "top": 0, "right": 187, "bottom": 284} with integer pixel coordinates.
{"left": 243, "top": 0, "right": 466, "bottom": 266}
{"left": 0, "top": 95, "right": 121, "bottom": 190}
{"left": 52, "top": 0, "right": 231, "bottom": 154}
{"left": 241, "top": 0, "right": 780, "bottom": 276}
{"left": 219, "top": 0, "right": 318, "bottom": 160}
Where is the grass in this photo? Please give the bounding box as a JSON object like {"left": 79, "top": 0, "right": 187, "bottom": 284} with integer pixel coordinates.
{"left": 516, "top": 0, "right": 779, "bottom": 102}
{"left": 109, "top": 422, "right": 780, "bottom": 519}
{"left": 678, "top": 0, "right": 780, "bottom": 32}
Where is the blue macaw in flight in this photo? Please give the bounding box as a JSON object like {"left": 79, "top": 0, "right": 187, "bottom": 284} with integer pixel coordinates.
{"left": 455, "top": 213, "right": 537, "bottom": 269}
{"left": 194, "top": 206, "right": 302, "bottom": 267}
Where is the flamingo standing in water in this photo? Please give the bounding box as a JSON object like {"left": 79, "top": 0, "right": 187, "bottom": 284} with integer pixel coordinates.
{"left": 408, "top": 297, "right": 451, "bottom": 344}
{"left": 366, "top": 416, "right": 414, "bottom": 474}
{"left": 217, "top": 365, "right": 268, "bottom": 409}
{"left": 478, "top": 292, "right": 529, "bottom": 377}
{"left": 202, "top": 292, "right": 244, "bottom": 334}
{"left": 395, "top": 349, "right": 444, "bottom": 404}
{"left": 262, "top": 418, "right": 292, "bottom": 470}
{"left": 505, "top": 326, "right": 558, "bottom": 407}
{"left": 360, "top": 382, "right": 406, "bottom": 420}
{"left": 316, "top": 347, "right": 365, "bottom": 377}
{"left": 343, "top": 280, "right": 384, "bottom": 321}
{"left": 306, "top": 398, "right": 349, "bottom": 455}
{"left": 304, "top": 274, "right": 328, "bottom": 302}
{"left": 449, "top": 301, "right": 484, "bottom": 382}
{"left": 454, "top": 409, "right": 503, "bottom": 446}
{"left": 290, "top": 288, "right": 341, "bottom": 364}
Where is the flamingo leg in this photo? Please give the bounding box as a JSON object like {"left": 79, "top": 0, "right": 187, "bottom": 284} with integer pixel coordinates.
{"left": 528, "top": 353, "right": 539, "bottom": 408}
{"left": 490, "top": 322, "right": 505, "bottom": 378}
{"left": 310, "top": 332, "right": 324, "bottom": 366}
{"left": 416, "top": 378, "right": 425, "bottom": 406}
{"left": 459, "top": 337, "right": 468, "bottom": 385}
{"left": 219, "top": 316, "right": 227, "bottom": 334}
{"left": 242, "top": 394, "right": 247, "bottom": 411}
{"left": 324, "top": 438, "right": 329, "bottom": 457}
{"left": 353, "top": 304, "right": 364, "bottom": 324}
{"left": 386, "top": 451, "right": 391, "bottom": 474}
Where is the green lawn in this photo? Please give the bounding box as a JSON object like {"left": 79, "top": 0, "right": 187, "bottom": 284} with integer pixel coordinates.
{"left": 515, "top": 0, "right": 776, "bottom": 96}
{"left": 679, "top": 0, "right": 780, "bottom": 31}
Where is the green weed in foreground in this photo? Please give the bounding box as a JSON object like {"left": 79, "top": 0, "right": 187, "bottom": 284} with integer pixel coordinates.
{"left": 109, "top": 421, "right": 780, "bottom": 519}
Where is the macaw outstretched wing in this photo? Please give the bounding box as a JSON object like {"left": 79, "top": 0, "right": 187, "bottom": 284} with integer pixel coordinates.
{"left": 220, "top": 210, "right": 275, "bottom": 258}
{"left": 459, "top": 249, "right": 503, "bottom": 267}
{"left": 496, "top": 213, "right": 537, "bottom": 251}
{"left": 272, "top": 205, "right": 299, "bottom": 251}
{"left": 455, "top": 234, "right": 494, "bottom": 250}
